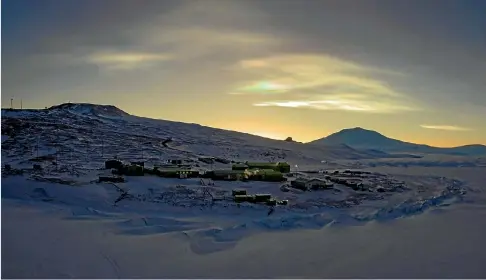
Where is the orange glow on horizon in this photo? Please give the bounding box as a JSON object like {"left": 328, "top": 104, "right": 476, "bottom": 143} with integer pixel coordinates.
{"left": 246, "top": 131, "right": 285, "bottom": 140}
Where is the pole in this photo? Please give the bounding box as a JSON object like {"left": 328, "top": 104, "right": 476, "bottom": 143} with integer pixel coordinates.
{"left": 10, "top": 98, "right": 13, "bottom": 109}
{"left": 55, "top": 143, "right": 58, "bottom": 170}
{"left": 36, "top": 136, "right": 39, "bottom": 158}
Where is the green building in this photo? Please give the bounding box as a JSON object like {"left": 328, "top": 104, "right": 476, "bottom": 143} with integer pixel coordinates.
{"left": 290, "top": 178, "right": 309, "bottom": 191}
{"left": 244, "top": 161, "right": 291, "bottom": 173}
{"left": 156, "top": 169, "right": 199, "bottom": 178}
{"left": 275, "top": 162, "right": 291, "bottom": 173}
{"left": 232, "top": 163, "right": 249, "bottom": 170}
{"left": 205, "top": 170, "right": 248, "bottom": 181}
{"left": 232, "top": 189, "right": 247, "bottom": 196}
{"left": 245, "top": 169, "right": 285, "bottom": 182}
{"left": 234, "top": 195, "right": 256, "bottom": 203}
{"left": 290, "top": 178, "right": 333, "bottom": 191}
{"left": 117, "top": 164, "right": 144, "bottom": 176}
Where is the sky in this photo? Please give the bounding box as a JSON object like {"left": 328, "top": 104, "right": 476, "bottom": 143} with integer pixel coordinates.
{"left": 2, "top": 0, "right": 486, "bottom": 146}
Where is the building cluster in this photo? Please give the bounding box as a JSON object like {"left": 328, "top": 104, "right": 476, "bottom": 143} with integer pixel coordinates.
{"left": 103, "top": 158, "right": 381, "bottom": 194}
{"left": 93, "top": 158, "right": 398, "bottom": 207}
{"left": 105, "top": 158, "right": 292, "bottom": 182}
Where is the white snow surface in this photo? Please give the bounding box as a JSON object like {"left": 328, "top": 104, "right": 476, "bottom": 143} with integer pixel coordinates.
{"left": 2, "top": 104, "right": 486, "bottom": 278}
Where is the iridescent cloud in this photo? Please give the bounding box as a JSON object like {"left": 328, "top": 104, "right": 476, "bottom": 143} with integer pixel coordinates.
{"left": 420, "top": 125, "right": 473, "bottom": 131}
{"left": 86, "top": 51, "right": 173, "bottom": 71}
{"left": 233, "top": 55, "right": 402, "bottom": 95}
{"left": 254, "top": 95, "right": 418, "bottom": 113}
{"left": 231, "top": 54, "right": 419, "bottom": 113}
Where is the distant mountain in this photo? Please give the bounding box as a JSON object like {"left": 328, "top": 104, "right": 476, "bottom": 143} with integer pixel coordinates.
{"left": 308, "top": 127, "right": 486, "bottom": 156}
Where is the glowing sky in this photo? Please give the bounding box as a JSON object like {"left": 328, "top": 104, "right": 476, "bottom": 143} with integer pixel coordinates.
{"left": 2, "top": 0, "right": 486, "bottom": 146}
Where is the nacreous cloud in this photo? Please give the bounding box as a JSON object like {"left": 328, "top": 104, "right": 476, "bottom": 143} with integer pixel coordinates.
{"left": 420, "top": 125, "right": 473, "bottom": 131}
{"left": 86, "top": 51, "right": 174, "bottom": 71}
{"left": 254, "top": 94, "right": 418, "bottom": 113}
{"left": 230, "top": 54, "right": 419, "bottom": 113}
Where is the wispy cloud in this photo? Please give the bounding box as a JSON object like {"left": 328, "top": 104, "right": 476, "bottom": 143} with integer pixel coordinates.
{"left": 254, "top": 94, "right": 419, "bottom": 113}
{"left": 420, "top": 125, "right": 473, "bottom": 131}
{"left": 82, "top": 26, "right": 276, "bottom": 72}
{"left": 79, "top": 1, "right": 277, "bottom": 71}
{"left": 230, "top": 54, "right": 419, "bottom": 113}
{"left": 147, "top": 27, "right": 277, "bottom": 59}
{"left": 124, "top": 0, "right": 277, "bottom": 60}
{"left": 86, "top": 51, "right": 173, "bottom": 71}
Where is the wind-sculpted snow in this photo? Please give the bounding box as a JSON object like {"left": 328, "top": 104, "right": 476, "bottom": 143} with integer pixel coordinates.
{"left": 1, "top": 170, "right": 469, "bottom": 255}
{"left": 352, "top": 184, "right": 466, "bottom": 222}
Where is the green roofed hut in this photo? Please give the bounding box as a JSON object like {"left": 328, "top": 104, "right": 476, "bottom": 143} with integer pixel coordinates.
{"left": 205, "top": 170, "right": 248, "bottom": 181}
{"left": 245, "top": 161, "right": 291, "bottom": 173}
{"left": 105, "top": 159, "right": 123, "bottom": 170}
{"left": 246, "top": 169, "right": 285, "bottom": 182}
{"left": 307, "top": 178, "right": 334, "bottom": 190}
{"left": 232, "top": 163, "right": 249, "bottom": 171}
{"left": 290, "top": 178, "right": 309, "bottom": 191}
{"left": 232, "top": 189, "right": 247, "bottom": 196}
{"left": 254, "top": 194, "right": 272, "bottom": 202}
{"left": 156, "top": 169, "right": 199, "bottom": 178}
{"left": 155, "top": 169, "right": 179, "bottom": 178}
{"left": 276, "top": 162, "right": 291, "bottom": 173}
{"left": 234, "top": 195, "right": 255, "bottom": 203}
{"left": 290, "top": 178, "right": 333, "bottom": 191}
{"left": 116, "top": 164, "right": 144, "bottom": 176}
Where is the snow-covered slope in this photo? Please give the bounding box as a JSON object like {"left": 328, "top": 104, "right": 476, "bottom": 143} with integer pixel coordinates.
{"left": 309, "top": 127, "right": 486, "bottom": 156}
{"left": 2, "top": 103, "right": 486, "bottom": 278}
{"left": 1, "top": 104, "right": 405, "bottom": 167}
{"left": 4, "top": 198, "right": 485, "bottom": 278}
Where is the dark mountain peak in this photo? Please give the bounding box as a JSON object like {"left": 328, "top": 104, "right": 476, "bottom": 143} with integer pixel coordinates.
{"left": 318, "top": 127, "right": 391, "bottom": 145}
{"left": 321, "top": 127, "right": 388, "bottom": 144}
{"left": 347, "top": 127, "right": 368, "bottom": 131}
{"left": 309, "top": 127, "right": 486, "bottom": 156}
{"left": 337, "top": 127, "right": 384, "bottom": 136}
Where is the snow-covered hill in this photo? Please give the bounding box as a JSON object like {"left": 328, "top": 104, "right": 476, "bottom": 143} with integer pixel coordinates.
{"left": 2, "top": 103, "right": 485, "bottom": 278}
{"left": 48, "top": 103, "right": 130, "bottom": 119}
{"left": 309, "top": 127, "right": 486, "bottom": 156}
{"left": 1, "top": 104, "right": 408, "bottom": 168}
